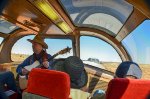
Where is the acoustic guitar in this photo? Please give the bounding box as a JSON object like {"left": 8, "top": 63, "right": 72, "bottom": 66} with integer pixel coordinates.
{"left": 24, "top": 47, "right": 71, "bottom": 71}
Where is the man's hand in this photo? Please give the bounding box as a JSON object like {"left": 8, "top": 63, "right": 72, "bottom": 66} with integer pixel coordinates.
{"left": 42, "top": 61, "right": 49, "bottom": 68}
{"left": 22, "top": 68, "right": 29, "bottom": 75}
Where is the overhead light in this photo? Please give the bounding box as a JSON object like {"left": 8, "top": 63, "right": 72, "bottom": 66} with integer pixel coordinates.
{"left": 31, "top": 0, "right": 72, "bottom": 34}
{"left": 57, "top": 22, "right": 72, "bottom": 34}
{"left": 33, "top": 0, "right": 60, "bottom": 21}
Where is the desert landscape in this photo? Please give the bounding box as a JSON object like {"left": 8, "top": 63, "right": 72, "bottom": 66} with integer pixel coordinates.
{"left": 11, "top": 54, "right": 150, "bottom": 79}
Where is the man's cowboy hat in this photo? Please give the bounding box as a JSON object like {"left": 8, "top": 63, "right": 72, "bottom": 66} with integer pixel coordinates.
{"left": 27, "top": 35, "right": 48, "bottom": 49}
{"left": 52, "top": 56, "right": 88, "bottom": 89}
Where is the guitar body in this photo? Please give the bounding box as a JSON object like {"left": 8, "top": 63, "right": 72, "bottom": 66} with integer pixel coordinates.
{"left": 19, "top": 61, "right": 40, "bottom": 89}
{"left": 24, "top": 61, "right": 40, "bottom": 71}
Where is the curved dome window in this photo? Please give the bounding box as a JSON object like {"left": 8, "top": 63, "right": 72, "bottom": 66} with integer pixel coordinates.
{"left": 83, "top": 13, "right": 122, "bottom": 35}
{"left": 122, "top": 20, "right": 150, "bottom": 65}
{"left": 60, "top": 0, "right": 133, "bottom": 35}
{"left": 0, "top": 18, "right": 19, "bottom": 34}
{"left": 11, "top": 35, "right": 34, "bottom": 61}
{"left": 80, "top": 36, "right": 121, "bottom": 72}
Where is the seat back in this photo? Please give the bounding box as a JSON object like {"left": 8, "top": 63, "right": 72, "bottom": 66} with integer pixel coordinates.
{"left": 25, "top": 68, "right": 70, "bottom": 99}
{"left": 106, "top": 78, "right": 150, "bottom": 99}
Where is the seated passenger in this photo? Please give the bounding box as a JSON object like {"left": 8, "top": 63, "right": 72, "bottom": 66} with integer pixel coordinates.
{"left": 115, "top": 61, "right": 142, "bottom": 79}
{"left": 16, "top": 35, "right": 53, "bottom": 76}
{"left": 92, "top": 61, "right": 142, "bottom": 99}
{"left": 0, "top": 71, "right": 18, "bottom": 99}
{"left": 16, "top": 35, "right": 53, "bottom": 90}
{"left": 55, "top": 56, "right": 90, "bottom": 99}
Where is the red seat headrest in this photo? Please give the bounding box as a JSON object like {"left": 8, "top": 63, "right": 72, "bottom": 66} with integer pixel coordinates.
{"left": 106, "top": 78, "right": 150, "bottom": 99}
{"left": 26, "top": 68, "right": 70, "bottom": 99}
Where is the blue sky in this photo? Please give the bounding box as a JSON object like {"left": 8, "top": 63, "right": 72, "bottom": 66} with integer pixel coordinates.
{"left": 45, "top": 39, "right": 73, "bottom": 58}
{"left": 80, "top": 36, "right": 121, "bottom": 62}
{"left": 0, "top": 20, "right": 150, "bottom": 63}
{"left": 122, "top": 20, "right": 150, "bottom": 64}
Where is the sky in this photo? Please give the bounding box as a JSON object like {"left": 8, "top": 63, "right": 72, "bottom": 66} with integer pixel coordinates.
{"left": 80, "top": 36, "right": 122, "bottom": 62}
{"left": 122, "top": 20, "right": 150, "bottom": 64}
{"left": 0, "top": 20, "right": 150, "bottom": 64}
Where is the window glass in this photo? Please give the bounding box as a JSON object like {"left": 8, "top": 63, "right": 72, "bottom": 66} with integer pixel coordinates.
{"left": 82, "top": 13, "right": 122, "bottom": 35}
{"left": 60, "top": 0, "right": 133, "bottom": 35}
{"left": 45, "top": 39, "right": 73, "bottom": 59}
{"left": 80, "top": 36, "right": 121, "bottom": 72}
{"left": 122, "top": 20, "right": 150, "bottom": 79}
{"left": 122, "top": 20, "right": 150, "bottom": 64}
{"left": 11, "top": 35, "right": 34, "bottom": 61}
{"left": 0, "top": 18, "right": 19, "bottom": 34}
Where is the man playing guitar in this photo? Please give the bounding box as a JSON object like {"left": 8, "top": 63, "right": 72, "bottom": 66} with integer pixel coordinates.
{"left": 16, "top": 35, "right": 52, "bottom": 76}
{"left": 16, "top": 35, "right": 71, "bottom": 89}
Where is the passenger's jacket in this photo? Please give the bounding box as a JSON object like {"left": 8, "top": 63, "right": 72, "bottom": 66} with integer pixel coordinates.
{"left": 16, "top": 50, "right": 53, "bottom": 74}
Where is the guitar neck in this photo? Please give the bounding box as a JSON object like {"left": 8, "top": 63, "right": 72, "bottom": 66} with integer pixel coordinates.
{"left": 48, "top": 53, "right": 59, "bottom": 62}
{"left": 25, "top": 47, "right": 71, "bottom": 70}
